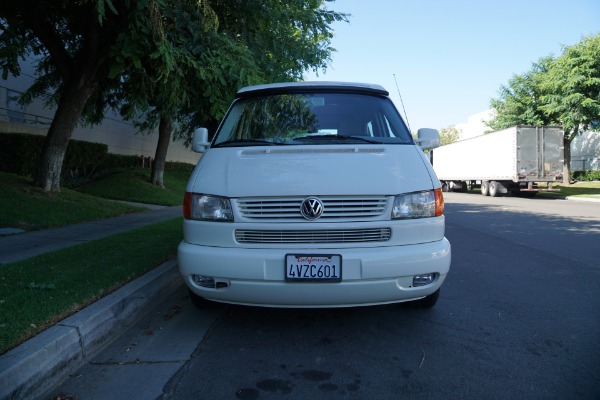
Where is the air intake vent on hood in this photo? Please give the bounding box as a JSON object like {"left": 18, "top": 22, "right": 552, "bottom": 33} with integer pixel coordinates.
{"left": 241, "top": 147, "right": 384, "bottom": 155}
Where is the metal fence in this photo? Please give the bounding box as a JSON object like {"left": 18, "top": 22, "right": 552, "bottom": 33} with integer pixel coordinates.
{"left": 571, "top": 155, "right": 599, "bottom": 172}
{"left": 0, "top": 107, "right": 53, "bottom": 126}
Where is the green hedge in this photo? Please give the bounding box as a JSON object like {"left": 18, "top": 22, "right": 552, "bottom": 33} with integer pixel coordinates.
{"left": 0, "top": 132, "right": 194, "bottom": 178}
{"left": 573, "top": 170, "right": 600, "bottom": 181}
{"left": 0, "top": 133, "right": 46, "bottom": 176}
{"left": 0, "top": 133, "right": 108, "bottom": 177}
{"left": 99, "top": 154, "right": 194, "bottom": 173}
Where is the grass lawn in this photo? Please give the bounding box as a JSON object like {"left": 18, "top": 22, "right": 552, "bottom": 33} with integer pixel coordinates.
{"left": 537, "top": 181, "right": 600, "bottom": 199}
{"left": 0, "top": 218, "right": 182, "bottom": 354}
{"left": 0, "top": 168, "right": 190, "bottom": 354}
{"left": 0, "top": 172, "right": 143, "bottom": 232}
{"left": 460, "top": 181, "right": 600, "bottom": 198}
{"left": 75, "top": 169, "right": 190, "bottom": 206}
{"left": 0, "top": 169, "right": 190, "bottom": 232}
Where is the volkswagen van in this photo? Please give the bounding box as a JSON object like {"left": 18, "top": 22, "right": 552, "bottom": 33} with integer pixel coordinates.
{"left": 178, "top": 81, "right": 451, "bottom": 308}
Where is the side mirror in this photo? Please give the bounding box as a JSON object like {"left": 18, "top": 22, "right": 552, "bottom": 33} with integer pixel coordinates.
{"left": 416, "top": 128, "right": 440, "bottom": 150}
{"left": 192, "top": 128, "right": 210, "bottom": 153}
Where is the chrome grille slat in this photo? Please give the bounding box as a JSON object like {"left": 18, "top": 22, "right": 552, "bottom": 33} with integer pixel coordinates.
{"left": 236, "top": 196, "right": 388, "bottom": 220}
{"left": 235, "top": 228, "right": 391, "bottom": 244}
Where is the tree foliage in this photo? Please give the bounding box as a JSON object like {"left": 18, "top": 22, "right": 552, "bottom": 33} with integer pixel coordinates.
{"left": 146, "top": 0, "right": 347, "bottom": 187}
{"left": 175, "top": 0, "right": 348, "bottom": 138}
{"left": 439, "top": 125, "right": 461, "bottom": 146}
{"left": 538, "top": 35, "right": 600, "bottom": 138}
{"left": 487, "top": 34, "right": 600, "bottom": 183}
{"left": 487, "top": 56, "right": 554, "bottom": 131}
{"left": 488, "top": 35, "right": 600, "bottom": 137}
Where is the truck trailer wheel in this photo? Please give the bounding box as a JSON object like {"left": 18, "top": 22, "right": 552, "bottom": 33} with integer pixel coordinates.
{"left": 489, "top": 181, "right": 501, "bottom": 197}
{"left": 481, "top": 181, "right": 490, "bottom": 196}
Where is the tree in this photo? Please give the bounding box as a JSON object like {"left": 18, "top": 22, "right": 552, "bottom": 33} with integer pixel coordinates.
{"left": 487, "top": 56, "right": 554, "bottom": 132}
{"left": 174, "top": 0, "right": 348, "bottom": 144}
{"left": 487, "top": 34, "right": 600, "bottom": 183}
{"left": 211, "top": 0, "right": 344, "bottom": 81}
{"left": 538, "top": 35, "right": 600, "bottom": 183}
{"left": 439, "top": 125, "right": 461, "bottom": 146}
{"left": 115, "top": 0, "right": 347, "bottom": 188}
{"left": 109, "top": 1, "right": 257, "bottom": 188}
{"left": 0, "top": 0, "right": 185, "bottom": 191}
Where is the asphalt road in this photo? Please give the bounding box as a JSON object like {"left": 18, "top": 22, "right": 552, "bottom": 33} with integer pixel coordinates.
{"left": 47, "top": 193, "right": 600, "bottom": 400}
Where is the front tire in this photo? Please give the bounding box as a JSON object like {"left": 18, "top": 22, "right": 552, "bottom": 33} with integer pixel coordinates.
{"left": 188, "top": 289, "right": 218, "bottom": 309}
{"left": 410, "top": 289, "right": 440, "bottom": 308}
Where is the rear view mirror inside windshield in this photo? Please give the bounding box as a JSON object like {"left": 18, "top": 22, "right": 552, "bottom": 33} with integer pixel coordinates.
{"left": 308, "top": 97, "right": 325, "bottom": 107}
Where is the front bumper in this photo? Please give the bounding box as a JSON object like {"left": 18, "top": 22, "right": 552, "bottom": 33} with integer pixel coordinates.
{"left": 178, "top": 238, "right": 451, "bottom": 308}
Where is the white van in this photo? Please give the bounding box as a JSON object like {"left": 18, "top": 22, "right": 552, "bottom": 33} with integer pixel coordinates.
{"left": 178, "top": 81, "right": 451, "bottom": 308}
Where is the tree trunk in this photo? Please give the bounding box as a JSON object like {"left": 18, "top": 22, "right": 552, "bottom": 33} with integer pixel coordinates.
{"left": 563, "top": 136, "right": 572, "bottom": 185}
{"left": 34, "top": 81, "right": 95, "bottom": 191}
{"left": 151, "top": 115, "right": 172, "bottom": 188}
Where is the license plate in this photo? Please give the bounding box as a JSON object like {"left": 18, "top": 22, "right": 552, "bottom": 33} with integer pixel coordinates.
{"left": 285, "top": 254, "right": 342, "bottom": 282}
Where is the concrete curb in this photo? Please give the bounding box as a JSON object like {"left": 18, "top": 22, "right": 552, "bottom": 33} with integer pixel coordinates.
{"left": 0, "top": 259, "right": 183, "bottom": 400}
{"left": 564, "top": 195, "right": 600, "bottom": 203}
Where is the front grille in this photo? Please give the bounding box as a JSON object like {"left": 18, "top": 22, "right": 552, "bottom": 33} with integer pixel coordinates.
{"left": 235, "top": 228, "right": 391, "bottom": 244}
{"left": 236, "top": 196, "right": 388, "bottom": 221}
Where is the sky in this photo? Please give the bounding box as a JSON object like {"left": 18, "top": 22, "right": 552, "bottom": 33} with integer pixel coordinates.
{"left": 304, "top": 0, "right": 600, "bottom": 132}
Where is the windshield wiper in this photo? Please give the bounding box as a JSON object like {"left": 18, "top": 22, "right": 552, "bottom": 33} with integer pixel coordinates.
{"left": 292, "top": 134, "right": 382, "bottom": 144}
{"left": 337, "top": 135, "right": 383, "bottom": 144}
{"left": 213, "top": 139, "right": 289, "bottom": 148}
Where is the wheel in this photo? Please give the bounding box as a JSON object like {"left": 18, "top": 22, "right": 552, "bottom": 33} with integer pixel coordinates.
{"left": 480, "top": 181, "right": 490, "bottom": 196}
{"left": 188, "top": 289, "right": 218, "bottom": 309}
{"left": 489, "top": 181, "right": 500, "bottom": 197}
{"left": 410, "top": 289, "right": 440, "bottom": 309}
{"left": 441, "top": 182, "right": 450, "bottom": 192}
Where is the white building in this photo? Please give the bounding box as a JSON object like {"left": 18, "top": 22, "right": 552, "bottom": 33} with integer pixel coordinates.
{"left": 454, "top": 109, "right": 495, "bottom": 140}
{"left": 570, "top": 130, "right": 600, "bottom": 171}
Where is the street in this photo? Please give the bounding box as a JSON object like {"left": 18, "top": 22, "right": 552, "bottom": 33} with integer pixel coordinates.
{"left": 47, "top": 193, "right": 600, "bottom": 400}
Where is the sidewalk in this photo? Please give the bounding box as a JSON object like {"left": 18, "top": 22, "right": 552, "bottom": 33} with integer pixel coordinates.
{"left": 0, "top": 205, "right": 185, "bottom": 400}
{"left": 0, "top": 204, "right": 182, "bottom": 265}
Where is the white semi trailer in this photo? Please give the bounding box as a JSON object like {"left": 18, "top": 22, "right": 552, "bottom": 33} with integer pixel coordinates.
{"left": 432, "top": 126, "right": 564, "bottom": 197}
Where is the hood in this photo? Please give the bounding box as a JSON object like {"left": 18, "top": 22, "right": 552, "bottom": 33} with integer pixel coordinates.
{"left": 188, "top": 145, "right": 436, "bottom": 197}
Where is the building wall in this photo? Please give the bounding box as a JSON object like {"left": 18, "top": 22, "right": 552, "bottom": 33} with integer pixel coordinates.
{"left": 455, "top": 109, "right": 495, "bottom": 140}
{"left": 570, "top": 131, "right": 600, "bottom": 171}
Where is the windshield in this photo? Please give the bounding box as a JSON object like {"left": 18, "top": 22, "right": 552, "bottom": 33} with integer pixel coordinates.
{"left": 213, "top": 92, "right": 414, "bottom": 147}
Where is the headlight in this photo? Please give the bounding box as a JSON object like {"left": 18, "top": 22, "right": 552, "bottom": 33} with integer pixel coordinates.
{"left": 184, "top": 193, "right": 233, "bottom": 221}
{"left": 392, "top": 189, "right": 444, "bottom": 219}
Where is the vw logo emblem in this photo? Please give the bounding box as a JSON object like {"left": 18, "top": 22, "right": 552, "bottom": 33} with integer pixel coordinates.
{"left": 300, "top": 197, "right": 324, "bottom": 220}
